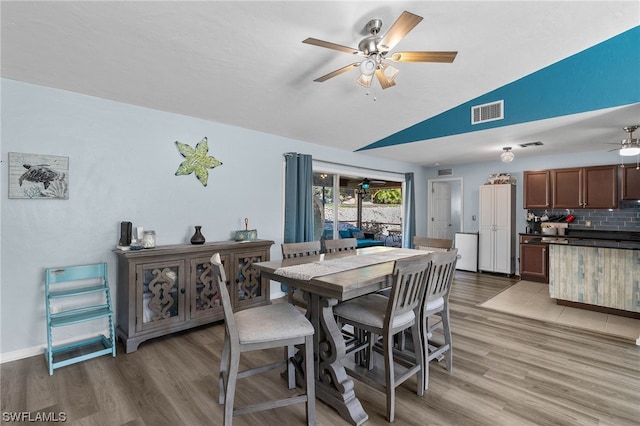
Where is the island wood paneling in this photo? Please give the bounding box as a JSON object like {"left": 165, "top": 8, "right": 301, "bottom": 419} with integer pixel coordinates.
{"left": 549, "top": 244, "right": 640, "bottom": 313}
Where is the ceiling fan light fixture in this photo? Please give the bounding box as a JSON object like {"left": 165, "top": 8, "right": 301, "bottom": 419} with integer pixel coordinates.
{"left": 359, "top": 58, "right": 377, "bottom": 76}
{"left": 357, "top": 73, "right": 373, "bottom": 88}
{"left": 620, "top": 145, "right": 640, "bottom": 156}
{"left": 382, "top": 63, "right": 400, "bottom": 82}
{"left": 500, "top": 147, "right": 515, "bottom": 162}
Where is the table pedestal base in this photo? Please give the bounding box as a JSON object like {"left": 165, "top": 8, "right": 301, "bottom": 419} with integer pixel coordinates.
{"left": 307, "top": 292, "right": 368, "bottom": 426}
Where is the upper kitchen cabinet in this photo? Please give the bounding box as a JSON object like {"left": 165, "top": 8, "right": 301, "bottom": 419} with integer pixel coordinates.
{"left": 523, "top": 170, "right": 550, "bottom": 209}
{"left": 551, "top": 165, "right": 618, "bottom": 209}
{"left": 620, "top": 166, "right": 640, "bottom": 200}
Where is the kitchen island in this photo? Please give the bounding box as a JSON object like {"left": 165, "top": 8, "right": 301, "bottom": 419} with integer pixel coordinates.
{"left": 547, "top": 237, "right": 640, "bottom": 317}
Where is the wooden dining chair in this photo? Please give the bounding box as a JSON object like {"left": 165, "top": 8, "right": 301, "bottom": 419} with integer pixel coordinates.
{"left": 420, "top": 249, "right": 458, "bottom": 391}
{"left": 333, "top": 254, "right": 432, "bottom": 422}
{"left": 281, "top": 241, "right": 322, "bottom": 307}
{"left": 281, "top": 241, "right": 322, "bottom": 259}
{"left": 211, "top": 254, "right": 316, "bottom": 426}
{"left": 413, "top": 236, "right": 454, "bottom": 252}
{"left": 323, "top": 238, "right": 357, "bottom": 253}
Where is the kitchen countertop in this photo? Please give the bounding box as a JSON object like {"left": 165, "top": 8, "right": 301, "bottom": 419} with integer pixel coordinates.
{"left": 521, "top": 230, "right": 640, "bottom": 250}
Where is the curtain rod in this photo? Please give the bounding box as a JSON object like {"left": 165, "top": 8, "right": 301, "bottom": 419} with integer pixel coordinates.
{"left": 313, "top": 159, "right": 406, "bottom": 177}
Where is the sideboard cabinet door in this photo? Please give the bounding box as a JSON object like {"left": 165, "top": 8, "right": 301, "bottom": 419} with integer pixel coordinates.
{"left": 136, "top": 260, "right": 186, "bottom": 332}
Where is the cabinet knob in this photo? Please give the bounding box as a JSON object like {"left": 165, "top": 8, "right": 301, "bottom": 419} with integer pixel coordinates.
{"left": 180, "top": 288, "right": 185, "bottom": 294}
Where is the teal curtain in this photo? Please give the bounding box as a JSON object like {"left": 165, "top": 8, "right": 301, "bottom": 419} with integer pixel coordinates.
{"left": 402, "top": 172, "right": 416, "bottom": 248}
{"left": 283, "top": 153, "right": 314, "bottom": 243}
{"left": 282, "top": 153, "right": 313, "bottom": 292}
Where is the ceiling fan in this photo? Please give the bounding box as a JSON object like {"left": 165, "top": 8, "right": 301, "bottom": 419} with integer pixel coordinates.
{"left": 303, "top": 10, "right": 458, "bottom": 89}
{"left": 608, "top": 126, "right": 640, "bottom": 156}
{"left": 357, "top": 178, "right": 387, "bottom": 195}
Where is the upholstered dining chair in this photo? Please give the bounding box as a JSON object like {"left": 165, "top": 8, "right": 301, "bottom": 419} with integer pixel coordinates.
{"left": 211, "top": 254, "right": 316, "bottom": 426}
{"left": 413, "top": 236, "right": 454, "bottom": 252}
{"left": 421, "top": 249, "right": 458, "bottom": 391}
{"left": 333, "top": 254, "right": 432, "bottom": 422}
{"left": 323, "top": 238, "right": 357, "bottom": 253}
{"left": 281, "top": 241, "right": 322, "bottom": 307}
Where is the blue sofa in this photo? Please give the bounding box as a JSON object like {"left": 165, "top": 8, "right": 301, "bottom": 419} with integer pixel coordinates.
{"left": 338, "top": 228, "right": 385, "bottom": 248}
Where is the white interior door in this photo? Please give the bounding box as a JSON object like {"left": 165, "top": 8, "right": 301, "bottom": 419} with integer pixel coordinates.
{"left": 431, "top": 181, "right": 452, "bottom": 239}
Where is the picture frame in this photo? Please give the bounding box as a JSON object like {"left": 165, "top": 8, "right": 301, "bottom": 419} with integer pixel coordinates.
{"left": 8, "top": 152, "right": 69, "bottom": 199}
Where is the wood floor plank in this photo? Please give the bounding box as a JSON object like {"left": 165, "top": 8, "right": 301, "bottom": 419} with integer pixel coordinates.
{"left": 2, "top": 271, "right": 639, "bottom": 425}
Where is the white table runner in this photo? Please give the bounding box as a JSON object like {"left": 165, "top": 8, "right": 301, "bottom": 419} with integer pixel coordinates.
{"left": 274, "top": 248, "right": 427, "bottom": 281}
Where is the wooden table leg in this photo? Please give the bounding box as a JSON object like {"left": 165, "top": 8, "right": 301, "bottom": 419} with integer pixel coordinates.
{"left": 307, "top": 293, "right": 369, "bottom": 426}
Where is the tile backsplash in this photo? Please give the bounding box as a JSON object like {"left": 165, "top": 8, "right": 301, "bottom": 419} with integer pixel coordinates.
{"left": 528, "top": 209, "right": 640, "bottom": 232}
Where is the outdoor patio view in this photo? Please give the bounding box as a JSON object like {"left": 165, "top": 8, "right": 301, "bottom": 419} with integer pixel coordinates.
{"left": 313, "top": 172, "right": 403, "bottom": 247}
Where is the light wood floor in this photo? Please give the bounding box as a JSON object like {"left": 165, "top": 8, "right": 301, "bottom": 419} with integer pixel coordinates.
{"left": 2, "top": 272, "right": 639, "bottom": 425}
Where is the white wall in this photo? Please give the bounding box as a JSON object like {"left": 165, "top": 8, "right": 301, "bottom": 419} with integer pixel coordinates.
{"left": 0, "top": 79, "right": 427, "bottom": 360}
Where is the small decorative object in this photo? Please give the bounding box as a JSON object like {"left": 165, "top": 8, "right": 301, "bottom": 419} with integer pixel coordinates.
{"left": 142, "top": 230, "right": 156, "bottom": 248}
{"left": 190, "top": 226, "right": 206, "bottom": 244}
{"left": 235, "top": 218, "right": 258, "bottom": 241}
{"left": 174, "top": 137, "right": 223, "bottom": 187}
{"left": 119, "top": 221, "right": 132, "bottom": 247}
{"left": 486, "top": 173, "right": 514, "bottom": 185}
{"left": 8, "top": 152, "right": 69, "bottom": 199}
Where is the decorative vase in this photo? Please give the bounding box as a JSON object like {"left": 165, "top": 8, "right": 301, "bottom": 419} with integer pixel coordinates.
{"left": 190, "top": 226, "right": 206, "bottom": 244}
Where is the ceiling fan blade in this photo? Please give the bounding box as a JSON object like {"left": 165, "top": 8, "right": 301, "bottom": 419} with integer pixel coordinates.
{"left": 377, "top": 11, "right": 423, "bottom": 52}
{"left": 302, "top": 38, "right": 364, "bottom": 56}
{"left": 313, "top": 63, "right": 359, "bottom": 82}
{"left": 390, "top": 51, "right": 458, "bottom": 63}
{"left": 375, "top": 68, "right": 396, "bottom": 90}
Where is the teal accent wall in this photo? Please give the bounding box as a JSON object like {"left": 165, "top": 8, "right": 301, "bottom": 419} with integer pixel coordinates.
{"left": 359, "top": 26, "right": 640, "bottom": 151}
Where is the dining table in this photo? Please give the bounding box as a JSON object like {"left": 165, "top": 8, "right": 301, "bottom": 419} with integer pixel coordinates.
{"left": 253, "top": 245, "right": 426, "bottom": 426}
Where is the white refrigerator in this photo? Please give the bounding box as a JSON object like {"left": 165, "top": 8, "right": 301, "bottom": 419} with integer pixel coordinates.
{"left": 454, "top": 232, "right": 478, "bottom": 272}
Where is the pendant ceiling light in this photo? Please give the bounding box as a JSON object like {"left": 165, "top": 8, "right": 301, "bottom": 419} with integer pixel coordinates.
{"left": 500, "top": 147, "right": 515, "bottom": 162}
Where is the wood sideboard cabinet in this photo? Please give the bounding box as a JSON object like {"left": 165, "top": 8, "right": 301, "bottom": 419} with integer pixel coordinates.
{"left": 113, "top": 239, "right": 273, "bottom": 353}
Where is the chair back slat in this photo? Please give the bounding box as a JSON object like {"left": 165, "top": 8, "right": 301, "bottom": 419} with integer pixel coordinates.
{"left": 424, "top": 249, "right": 458, "bottom": 301}
{"left": 324, "top": 238, "right": 357, "bottom": 253}
{"left": 413, "top": 236, "right": 453, "bottom": 252}
{"left": 210, "top": 254, "right": 238, "bottom": 343}
{"left": 387, "top": 254, "right": 432, "bottom": 321}
{"left": 281, "top": 241, "right": 322, "bottom": 258}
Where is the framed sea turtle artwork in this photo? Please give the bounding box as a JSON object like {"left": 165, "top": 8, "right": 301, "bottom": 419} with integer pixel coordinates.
{"left": 8, "top": 152, "right": 69, "bottom": 199}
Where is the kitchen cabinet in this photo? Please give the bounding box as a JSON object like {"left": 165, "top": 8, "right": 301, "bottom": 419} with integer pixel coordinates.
{"left": 519, "top": 235, "right": 549, "bottom": 283}
{"left": 620, "top": 166, "right": 640, "bottom": 200}
{"left": 478, "top": 184, "right": 515, "bottom": 275}
{"left": 551, "top": 165, "right": 617, "bottom": 209}
{"left": 523, "top": 170, "right": 551, "bottom": 209}
{"left": 114, "top": 239, "right": 273, "bottom": 353}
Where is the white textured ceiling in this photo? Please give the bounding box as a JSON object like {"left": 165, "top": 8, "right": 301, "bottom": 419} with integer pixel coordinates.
{"left": 2, "top": 1, "right": 639, "bottom": 166}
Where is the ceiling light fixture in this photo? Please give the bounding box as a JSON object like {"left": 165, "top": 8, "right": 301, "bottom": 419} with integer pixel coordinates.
{"left": 357, "top": 58, "right": 377, "bottom": 88}
{"left": 500, "top": 147, "right": 515, "bottom": 162}
{"left": 620, "top": 146, "right": 640, "bottom": 156}
{"left": 616, "top": 126, "right": 640, "bottom": 156}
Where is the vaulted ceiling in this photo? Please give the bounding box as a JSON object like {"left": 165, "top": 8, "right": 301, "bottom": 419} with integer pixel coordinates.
{"left": 2, "top": 1, "right": 639, "bottom": 166}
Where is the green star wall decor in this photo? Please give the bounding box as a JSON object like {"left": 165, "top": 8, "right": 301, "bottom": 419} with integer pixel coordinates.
{"left": 174, "top": 137, "right": 222, "bottom": 187}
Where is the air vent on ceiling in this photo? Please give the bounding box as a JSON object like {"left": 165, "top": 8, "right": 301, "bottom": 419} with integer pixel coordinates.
{"left": 438, "top": 168, "right": 453, "bottom": 176}
{"left": 518, "top": 141, "right": 544, "bottom": 148}
{"left": 471, "top": 100, "right": 504, "bottom": 125}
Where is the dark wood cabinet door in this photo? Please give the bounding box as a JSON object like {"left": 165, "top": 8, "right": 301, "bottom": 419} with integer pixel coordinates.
{"left": 621, "top": 166, "right": 640, "bottom": 200}
{"left": 523, "top": 170, "right": 550, "bottom": 209}
{"left": 551, "top": 168, "right": 582, "bottom": 208}
{"left": 583, "top": 165, "right": 618, "bottom": 208}
{"left": 519, "top": 241, "right": 548, "bottom": 283}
